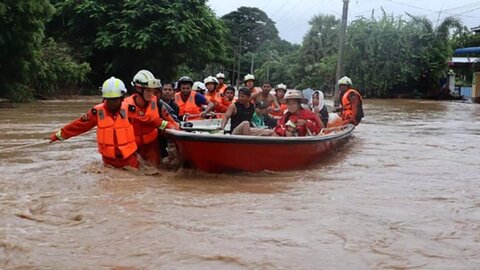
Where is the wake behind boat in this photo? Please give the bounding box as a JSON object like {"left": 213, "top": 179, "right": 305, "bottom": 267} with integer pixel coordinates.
{"left": 166, "top": 124, "right": 354, "bottom": 173}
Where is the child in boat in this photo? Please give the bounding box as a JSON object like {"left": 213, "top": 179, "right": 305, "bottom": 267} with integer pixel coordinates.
{"left": 252, "top": 101, "right": 277, "bottom": 129}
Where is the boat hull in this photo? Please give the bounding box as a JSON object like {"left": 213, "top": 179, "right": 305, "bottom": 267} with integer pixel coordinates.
{"left": 166, "top": 125, "right": 354, "bottom": 173}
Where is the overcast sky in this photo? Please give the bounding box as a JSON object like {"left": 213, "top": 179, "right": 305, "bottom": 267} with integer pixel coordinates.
{"left": 207, "top": 0, "right": 480, "bottom": 44}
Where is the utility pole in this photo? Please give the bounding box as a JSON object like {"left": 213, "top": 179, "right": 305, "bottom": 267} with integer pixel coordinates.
{"left": 250, "top": 53, "right": 254, "bottom": 74}
{"left": 236, "top": 37, "right": 242, "bottom": 89}
{"left": 334, "top": 0, "right": 349, "bottom": 107}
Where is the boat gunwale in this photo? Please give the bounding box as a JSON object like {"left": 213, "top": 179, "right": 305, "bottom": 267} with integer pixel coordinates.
{"left": 166, "top": 124, "right": 354, "bottom": 145}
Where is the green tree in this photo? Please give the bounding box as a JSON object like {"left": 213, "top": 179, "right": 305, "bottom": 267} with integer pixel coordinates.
{"left": 222, "top": 7, "right": 279, "bottom": 53}
{"left": 47, "top": 0, "right": 229, "bottom": 85}
{"left": 299, "top": 14, "right": 340, "bottom": 90}
{"left": 343, "top": 12, "right": 462, "bottom": 97}
{"left": 0, "top": 0, "right": 54, "bottom": 101}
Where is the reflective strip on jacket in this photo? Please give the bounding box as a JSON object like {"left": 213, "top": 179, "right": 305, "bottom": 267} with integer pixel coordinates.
{"left": 95, "top": 103, "right": 137, "bottom": 159}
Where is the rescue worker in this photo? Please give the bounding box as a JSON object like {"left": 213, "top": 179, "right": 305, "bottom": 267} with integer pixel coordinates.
{"left": 243, "top": 74, "right": 262, "bottom": 95}
{"left": 49, "top": 77, "right": 139, "bottom": 169}
{"left": 204, "top": 76, "right": 228, "bottom": 113}
{"left": 337, "top": 76, "right": 363, "bottom": 126}
{"left": 174, "top": 76, "right": 214, "bottom": 120}
{"left": 310, "top": 90, "right": 329, "bottom": 128}
{"left": 274, "top": 90, "right": 323, "bottom": 137}
{"left": 192, "top": 81, "right": 206, "bottom": 96}
{"left": 250, "top": 81, "right": 280, "bottom": 112}
{"left": 270, "top": 83, "right": 288, "bottom": 117}
{"left": 125, "top": 70, "right": 177, "bottom": 166}
{"left": 215, "top": 73, "right": 228, "bottom": 94}
{"left": 221, "top": 88, "right": 273, "bottom": 136}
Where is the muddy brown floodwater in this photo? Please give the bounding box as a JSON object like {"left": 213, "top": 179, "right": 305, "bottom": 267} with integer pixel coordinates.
{"left": 0, "top": 97, "right": 479, "bottom": 269}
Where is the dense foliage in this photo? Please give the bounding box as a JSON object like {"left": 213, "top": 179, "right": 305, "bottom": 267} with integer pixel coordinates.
{"left": 1, "top": 2, "right": 474, "bottom": 102}
{"left": 0, "top": 0, "right": 53, "bottom": 101}
{"left": 47, "top": 0, "right": 229, "bottom": 85}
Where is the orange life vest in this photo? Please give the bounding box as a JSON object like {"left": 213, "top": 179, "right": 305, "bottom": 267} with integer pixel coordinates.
{"left": 124, "top": 94, "right": 160, "bottom": 145}
{"left": 270, "top": 103, "right": 288, "bottom": 117}
{"left": 341, "top": 88, "right": 363, "bottom": 125}
{"left": 175, "top": 91, "right": 201, "bottom": 116}
{"left": 216, "top": 83, "right": 227, "bottom": 94}
{"left": 95, "top": 103, "right": 137, "bottom": 159}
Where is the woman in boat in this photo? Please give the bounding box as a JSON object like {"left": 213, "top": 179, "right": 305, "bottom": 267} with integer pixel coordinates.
{"left": 273, "top": 90, "right": 323, "bottom": 137}
{"left": 309, "top": 90, "right": 329, "bottom": 128}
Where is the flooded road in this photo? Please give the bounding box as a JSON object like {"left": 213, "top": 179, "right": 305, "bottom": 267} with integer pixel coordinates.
{"left": 1, "top": 97, "right": 479, "bottom": 269}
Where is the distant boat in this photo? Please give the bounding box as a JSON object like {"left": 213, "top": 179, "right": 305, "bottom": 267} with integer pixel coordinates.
{"left": 166, "top": 124, "right": 354, "bottom": 173}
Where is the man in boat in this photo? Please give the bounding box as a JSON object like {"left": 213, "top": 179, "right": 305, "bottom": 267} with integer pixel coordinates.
{"left": 174, "top": 76, "right": 214, "bottom": 120}
{"left": 250, "top": 81, "right": 280, "bottom": 113}
{"left": 252, "top": 101, "right": 277, "bottom": 129}
{"left": 243, "top": 74, "right": 262, "bottom": 95}
{"left": 160, "top": 82, "right": 180, "bottom": 118}
{"left": 336, "top": 76, "right": 363, "bottom": 126}
{"left": 270, "top": 83, "right": 288, "bottom": 118}
{"left": 49, "top": 77, "right": 140, "bottom": 169}
{"left": 221, "top": 88, "right": 273, "bottom": 136}
{"left": 215, "top": 73, "right": 228, "bottom": 94}
{"left": 204, "top": 76, "right": 228, "bottom": 113}
{"left": 273, "top": 90, "right": 323, "bottom": 137}
{"left": 221, "top": 86, "right": 236, "bottom": 108}
{"left": 125, "top": 70, "right": 179, "bottom": 167}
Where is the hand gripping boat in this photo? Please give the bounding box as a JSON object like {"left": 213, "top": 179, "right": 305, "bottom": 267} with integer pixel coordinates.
{"left": 166, "top": 124, "right": 355, "bottom": 173}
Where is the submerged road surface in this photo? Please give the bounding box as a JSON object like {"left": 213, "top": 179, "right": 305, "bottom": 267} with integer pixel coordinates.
{"left": 0, "top": 97, "right": 479, "bottom": 269}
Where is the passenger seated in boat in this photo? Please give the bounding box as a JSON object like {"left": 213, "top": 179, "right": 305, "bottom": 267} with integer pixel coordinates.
{"left": 309, "top": 90, "right": 329, "bottom": 127}
{"left": 221, "top": 86, "right": 236, "bottom": 109}
{"left": 174, "top": 76, "right": 214, "bottom": 120}
{"left": 270, "top": 83, "right": 288, "bottom": 118}
{"left": 250, "top": 81, "right": 280, "bottom": 113}
{"left": 161, "top": 82, "right": 180, "bottom": 118}
{"left": 204, "top": 76, "right": 228, "bottom": 113}
{"left": 252, "top": 101, "right": 277, "bottom": 129}
{"left": 273, "top": 90, "right": 323, "bottom": 137}
{"left": 221, "top": 88, "right": 274, "bottom": 136}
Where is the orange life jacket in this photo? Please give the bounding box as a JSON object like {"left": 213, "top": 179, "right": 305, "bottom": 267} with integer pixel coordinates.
{"left": 270, "top": 103, "right": 288, "bottom": 117}
{"left": 341, "top": 88, "right": 363, "bottom": 125}
{"left": 175, "top": 91, "right": 201, "bottom": 116}
{"left": 124, "top": 94, "right": 160, "bottom": 145}
{"left": 205, "top": 91, "right": 228, "bottom": 113}
{"left": 216, "top": 83, "right": 227, "bottom": 94}
{"left": 95, "top": 103, "right": 137, "bottom": 159}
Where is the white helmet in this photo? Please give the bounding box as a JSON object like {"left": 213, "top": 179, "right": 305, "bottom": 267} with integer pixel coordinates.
{"left": 338, "top": 76, "right": 352, "bottom": 86}
{"left": 101, "top": 77, "right": 127, "bottom": 98}
{"left": 192, "top": 81, "right": 206, "bottom": 92}
{"left": 133, "top": 69, "right": 162, "bottom": 89}
{"left": 244, "top": 74, "right": 255, "bottom": 82}
{"left": 216, "top": 73, "right": 225, "bottom": 79}
{"left": 276, "top": 83, "right": 287, "bottom": 90}
{"left": 204, "top": 76, "right": 218, "bottom": 85}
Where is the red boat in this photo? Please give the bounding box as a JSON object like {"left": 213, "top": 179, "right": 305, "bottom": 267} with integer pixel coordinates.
{"left": 166, "top": 124, "right": 355, "bottom": 173}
